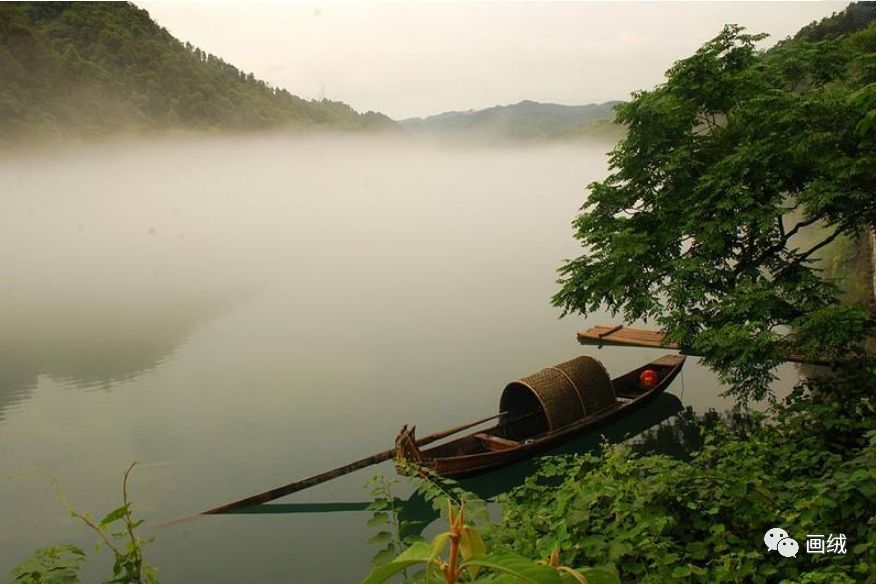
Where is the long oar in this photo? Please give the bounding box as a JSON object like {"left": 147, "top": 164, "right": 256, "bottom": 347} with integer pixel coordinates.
{"left": 200, "top": 411, "right": 506, "bottom": 515}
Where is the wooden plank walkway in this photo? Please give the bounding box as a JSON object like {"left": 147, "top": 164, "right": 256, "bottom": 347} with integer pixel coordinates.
{"left": 578, "top": 325, "right": 677, "bottom": 349}
{"left": 577, "top": 325, "right": 832, "bottom": 367}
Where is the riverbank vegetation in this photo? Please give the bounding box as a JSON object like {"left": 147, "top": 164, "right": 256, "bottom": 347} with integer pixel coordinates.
{"left": 554, "top": 8, "right": 875, "bottom": 401}
{"left": 365, "top": 5, "right": 876, "bottom": 583}
{"left": 365, "top": 368, "right": 873, "bottom": 582}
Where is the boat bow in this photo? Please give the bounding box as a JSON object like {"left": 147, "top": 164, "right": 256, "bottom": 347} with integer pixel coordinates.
{"left": 394, "top": 425, "right": 424, "bottom": 473}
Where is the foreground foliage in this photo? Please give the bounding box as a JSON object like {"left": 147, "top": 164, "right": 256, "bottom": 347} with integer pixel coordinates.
{"left": 363, "top": 495, "right": 620, "bottom": 584}
{"left": 11, "top": 463, "right": 158, "bottom": 584}
{"left": 11, "top": 546, "right": 86, "bottom": 584}
{"left": 535, "top": 9, "right": 876, "bottom": 581}
{"left": 365, "top": 361, "right": 874, "bottom": 583}
{"left": 488, "top": 364, "right": 875, "bottom": 583}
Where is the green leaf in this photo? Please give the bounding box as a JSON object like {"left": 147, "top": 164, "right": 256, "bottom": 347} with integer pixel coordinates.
{"left": 361, "top": 542, "right": 438, "bottom": 584}
{"left": 461, "top": 553, "right": 564, "bottom": 584}
{"left": 11, "top": 545, "right": 87, "bottom": 584}
{"left": 366, "top": 500, "right": 391, "bottom": 512}
{"left": 366, "top": 512, "right": 389, "bottom": 527}
{"left": 460, "top": 527, "right": 487, "bottom": 559}
{"left": 558, "top": 567, "right": 590, "bottom": 584}
{"left": 570, "top": 568, "right": 621, "bottom": 584}
{"left": 367, "top": 531, "right": 393, "bottom": 545}
{"left": 430, "top": 531, "right": 450, "bottom": 557}
{"left": 369, "top": 546, "right": 397, "bottom": 567}
{"left": 608, "top": 541, "right": 631, "bottom": 561}
{"left": 99, "top": 505, "right": 129, "bottom": 527}
{"left": 460, "top": 526, "right": 487, "bottom": 578}
{"left": 671, "top": 566, "right": 691, "bottom": 578}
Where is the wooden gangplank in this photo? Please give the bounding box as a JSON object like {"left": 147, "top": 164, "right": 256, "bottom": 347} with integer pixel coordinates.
{"left": 578, "top": 325, "right": 678, "bottom": 349}
{"left": 577, "top": 325, "right": 832, "bottom": 367}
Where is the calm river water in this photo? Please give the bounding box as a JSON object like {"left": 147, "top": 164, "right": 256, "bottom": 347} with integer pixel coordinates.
{"left": 0, "top": 135, "right": 799, "bottom": 582}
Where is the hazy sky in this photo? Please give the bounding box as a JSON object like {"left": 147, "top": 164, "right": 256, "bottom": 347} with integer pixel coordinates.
{"left": 139, "top": 1, "right": 845, "bottom": 119}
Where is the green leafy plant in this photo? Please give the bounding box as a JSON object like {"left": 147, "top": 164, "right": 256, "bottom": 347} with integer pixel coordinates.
{"left": 542, "top": 9, "right": 876, "bottom": 578}
{"left": 366, "top": 474, "right": 427, "bottom": 571}
{"left": 66, "top": 463, "right": 159, "bottom": 584}
{"left": 400, "top": 461, "right": 490, "bottom": 529}
{"left": 487, "top": 365, "right": 875, "bottom": 583}
{"left": 11, "top": 545, "right": 87, "bottom": 584}
{"left": 362, "top": 500, "right": 620, "bottom": 584}
{"left": 11, "top": 462, "right": 159, "bottom": 584}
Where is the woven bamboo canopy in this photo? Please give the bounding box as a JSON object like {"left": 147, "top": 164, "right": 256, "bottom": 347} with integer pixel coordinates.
{"left": 499, "top": 356, "right": 615, "bottom": 435}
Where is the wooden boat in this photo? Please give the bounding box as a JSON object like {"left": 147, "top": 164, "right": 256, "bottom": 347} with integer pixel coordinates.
{"left": 197, "top": 352, "right": 685, "bottom": 516}
{"left": 394, "top": 353, "right": 685, "bottom": 478}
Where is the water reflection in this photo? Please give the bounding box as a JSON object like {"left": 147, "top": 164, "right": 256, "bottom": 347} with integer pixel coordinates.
{"left": 461, "top": 391, "right": 684, "bottom": 499}
{"left": 0, "top": 136, "right": 761, "bottom": 582}
{"left": 234, "top": 501, "right": 371, "bottom": 514}
{"left": 233, "top": 391, "right": 684, "bottom": 520}
{"left": 0, "top": 289, "right": 241, "bottom": 419}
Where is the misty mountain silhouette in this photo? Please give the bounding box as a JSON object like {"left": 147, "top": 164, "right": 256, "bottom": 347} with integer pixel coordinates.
{"left": 399, "top": 100, "right": 623, "bottom": 142}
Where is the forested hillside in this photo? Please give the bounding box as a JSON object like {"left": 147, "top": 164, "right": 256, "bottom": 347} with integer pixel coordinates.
{"left": 0, "top": 2, "right": 396, "bottom": 143}
{"left": 400, "top": 100, "right": 624, "bottom": 143}
{"left": 793, "top": 0, "right": 876, "bottom": 41}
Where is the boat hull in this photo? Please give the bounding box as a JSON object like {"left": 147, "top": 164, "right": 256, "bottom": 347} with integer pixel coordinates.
{"left": 401, "top": 354, "right": 686, "bottom": 479}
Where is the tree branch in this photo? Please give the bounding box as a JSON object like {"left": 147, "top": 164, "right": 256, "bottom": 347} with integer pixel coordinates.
{"left": 795, "top": 230, "right": 841, "bottom": 264}
{"left": 734, "top": 216, "right": 821, "bottom": 276}
{"left": 784, "top": 216, "right": 820, "bottom": 240}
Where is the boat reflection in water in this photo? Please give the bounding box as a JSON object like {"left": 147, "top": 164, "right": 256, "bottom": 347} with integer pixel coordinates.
{"left": 234, "top": 389, "right": 685, "bottom": 520}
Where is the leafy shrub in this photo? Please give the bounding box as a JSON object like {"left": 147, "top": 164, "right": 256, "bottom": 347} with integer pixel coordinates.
{"left": 487, "top": 366, "right": 875, "bottom": 583}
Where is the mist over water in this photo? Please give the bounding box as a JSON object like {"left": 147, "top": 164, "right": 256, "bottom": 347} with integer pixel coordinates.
{"left": 0, "top": 135, "right": 798, "bottom": 582}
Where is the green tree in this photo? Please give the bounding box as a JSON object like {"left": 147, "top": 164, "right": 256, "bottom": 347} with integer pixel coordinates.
{"left": 553, "top": 23, "right": 876, "bottom": 399}
{"left": 0, "top": 2, "right": 397, "bottom": 144}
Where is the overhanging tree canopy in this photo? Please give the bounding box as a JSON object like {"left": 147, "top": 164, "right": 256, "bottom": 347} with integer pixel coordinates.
{"left": 554, "top": 23, "right": 876, "bottom": 399}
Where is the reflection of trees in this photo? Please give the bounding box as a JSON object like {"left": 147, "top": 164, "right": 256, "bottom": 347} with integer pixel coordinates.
{"left": 632, "top": 406, "right": 765, "bottom": 460}
{"left": 0, "top": 292, "right": 238, "bottom": 420}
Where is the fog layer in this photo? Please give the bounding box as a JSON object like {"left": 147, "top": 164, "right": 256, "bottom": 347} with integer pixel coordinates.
{"left": 0, "top": 135, "right": 795, "bottom": 581}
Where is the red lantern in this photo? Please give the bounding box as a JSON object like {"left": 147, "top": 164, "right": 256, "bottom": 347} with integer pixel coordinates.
{"left": 639, "top": 369, "right": 659, "bottom": 389}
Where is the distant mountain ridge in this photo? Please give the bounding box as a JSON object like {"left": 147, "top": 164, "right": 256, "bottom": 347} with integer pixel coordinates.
{"left": 399, "top": 100, "right": 624, "bottom": 142}
{"left": 792, "top": 1, "right": 875, "bottom": 41}
{"left": 0, "top": 2, "right": 397, "bottom": 143}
